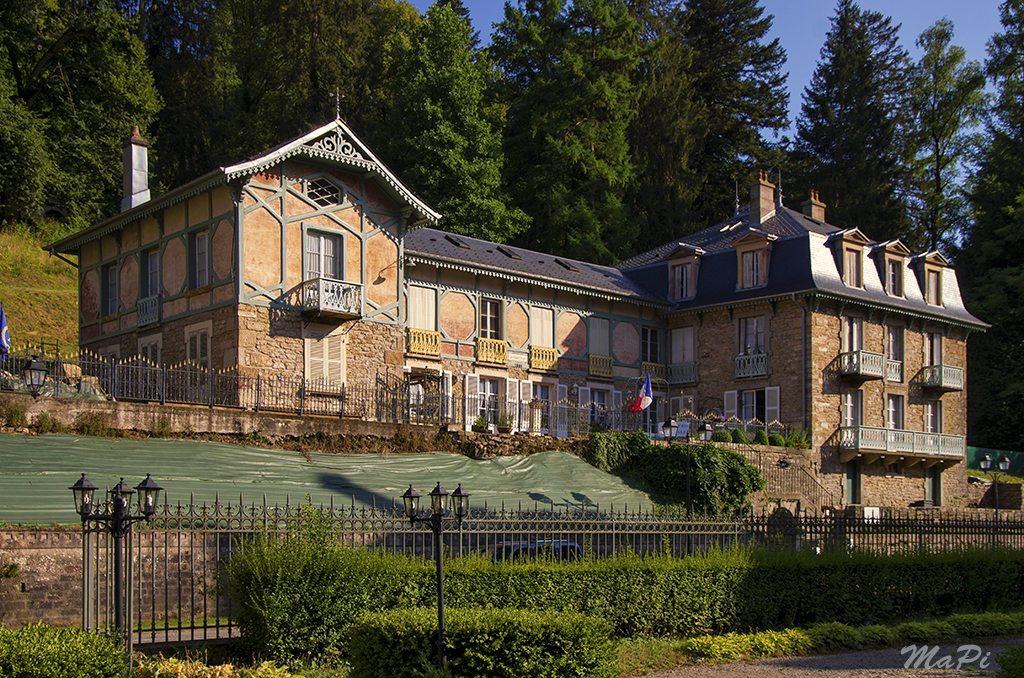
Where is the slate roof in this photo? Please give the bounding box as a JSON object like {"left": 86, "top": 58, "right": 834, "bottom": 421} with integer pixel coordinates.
{"left": 404, "top": 228, "right": 666, "bottom": 304}
{"left": 617, "top": 205, "right": 988, "bottom": 330}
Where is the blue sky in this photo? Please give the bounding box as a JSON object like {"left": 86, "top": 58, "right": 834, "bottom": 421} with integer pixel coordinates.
{"left": 409, "top": 0, "right": 1005, "bottom": 136}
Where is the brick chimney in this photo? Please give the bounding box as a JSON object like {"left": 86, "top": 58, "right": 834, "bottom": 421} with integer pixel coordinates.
{"left": 801, "top": 189, "right": 826, "bottom": 222}
{"left": 121, "top": 125, "right": 150, "bottom": 212}
{"left": 749, "top": 170, "right": 775, "bottom": 226}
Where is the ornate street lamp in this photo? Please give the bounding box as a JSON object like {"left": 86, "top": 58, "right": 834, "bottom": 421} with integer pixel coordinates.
{"left": 401, "top": 482, "right": 469, "bottom": 671}
{"left": 69, "top": 473, "right": 162, "bottom": 644}
{"left": 980, "top": 455, "right": 1012, "bottom": 518}
{"left": 24, "top": 356, "right": 48, "bottom": 398}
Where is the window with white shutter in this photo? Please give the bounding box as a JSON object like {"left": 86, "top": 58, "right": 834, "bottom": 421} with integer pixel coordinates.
{"left": 765, "top": 387, "right": 780, "bottom": 426}
{"left": 590, "top": 317, "right": 610, "bottom": 356}
{"left": 723, "top": 390, "right": 738, "bottom": 420}
{"left": 306, "top": 330, "right": 346, "bottom": 385}
{"left": 531, "top": 307, "right": 554, "bottom": 348}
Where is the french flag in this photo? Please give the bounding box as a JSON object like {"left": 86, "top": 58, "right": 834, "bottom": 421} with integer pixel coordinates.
{"left": 629, "top": 372, "right": 653, "bottom": 413}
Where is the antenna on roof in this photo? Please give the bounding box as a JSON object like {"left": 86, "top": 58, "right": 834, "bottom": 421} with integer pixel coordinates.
{"left": 777, "top": 168, "right": 784, "bottom": 207}
{"left": 734, "top": 179, "right": 740, "bottom": 216}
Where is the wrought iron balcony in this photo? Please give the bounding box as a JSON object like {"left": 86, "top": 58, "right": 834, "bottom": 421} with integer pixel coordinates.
{"left": 530, "top": 345, "right": 558, "bottom": 372}
{"left": 920, "top": 364, "right": 963, "bottom": 392}
{"left": 641, "top": 361, "right": 666, "bottom": 382}
{"left": 407, "top": 328, "right": 441, "bottom": 357}
{"left": 735, "top": 352, "right": 767, "bottom": 378}
{"left": 839, "top": 350, "right": 884, "bottom": 380}
{"left": 668, "top": 361, "right": 696, "bottom": 385}
{"left": 301, "top": 278, "right": 362, "bottom": 318}
{"left": 839, "top": 425, "right": 965, "bottom": 462}
{"left": 589, "top": 354, "right": 613, "bottom": 379}
{"left": 477, "top": 337, "right": 507, "bottom": 365}
{"left": 138, "top": 295, "right": 159, "bottom": 326}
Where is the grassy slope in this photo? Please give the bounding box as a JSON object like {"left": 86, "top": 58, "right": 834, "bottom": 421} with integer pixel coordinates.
{"left": 0, "top": 227, "right": 78, "bottom": 351}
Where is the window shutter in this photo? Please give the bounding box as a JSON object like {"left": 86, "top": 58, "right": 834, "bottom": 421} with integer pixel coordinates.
{"left": 765, "top": 387, "right": 780, "bottom": 426}
{"left": 670, "top": 397, "right": 680, "bottom": 417}
{"left": 723, "top": 390, "right": 738, "bottom": 420}
{"left": 465, "top": 374, "right": 479, "bottom": 430}
{"left": 326, "top": 335, "right": 345, "bottom": 384}
{"left": 443, "top": 370, "right": 453, "bottom": 421}
{"left": 307, "top": 332, "right": 325, "bottom": 381}
{"left": 505, "top": 378, "right": 517, "bottom": 425}
{"left": 578, "top": 386, "right": 590, "bottom": 407}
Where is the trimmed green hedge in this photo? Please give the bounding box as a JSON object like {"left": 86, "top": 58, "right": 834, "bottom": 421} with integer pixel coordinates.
{"left": 228, "top": 525, "right": 1024, "bottom": 665}
{"left": 0, "top": 624, "right": 123, "bottom": 678}
{"left": 348, "top": 608, "right": 617, "bottom": 678}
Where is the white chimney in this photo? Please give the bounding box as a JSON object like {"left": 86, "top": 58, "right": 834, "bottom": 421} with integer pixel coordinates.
{"left": 121, "top": 125, "right": 150, "bottom": 212}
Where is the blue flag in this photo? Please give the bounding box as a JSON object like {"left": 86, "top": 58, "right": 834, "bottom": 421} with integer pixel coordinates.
{"left": 0, "top": 304, "right": 10, "bottom": 353}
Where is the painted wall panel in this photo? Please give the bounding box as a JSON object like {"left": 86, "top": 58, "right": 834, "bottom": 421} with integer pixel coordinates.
{"left": 286, "top": 222, "right": 302, "bottom": 289}
{"left": 119, "top": 256, "right": 138, "bottom": 309}
{"left": 140, "top": 217, "right": 159, "bottom": 246}
{"left": 121, "top": 224, "right": 139, "bottom": 252}
{"left": 613, "top": 322, "right": 639, "bottom": 364}
{"left": 81, "top": 270, "right": 99, "bottom": 322}
{"left": 366, "top": 232, "right": 398, "bottom": 306}
{"left": 558, "top": 312, "right": 586, "bottom": 356}
{"left": 81, "top": 242, "right": 100, "bottom": 268}
{"left": 441, "top": 292, "right": 474, "bottom": 341}
{"left": 101, "top": 234, "right": 118, "bottom": 261}
{"left": 162, "top": 238, "right": 186, "bottom": 294}
{"left": 211, "top": 186, "right": 233, "bottom": 218}
{"left": 507, "top": 303, "right": 529, "bottom": 348}
{"left": 212, "top": 219, "right": 234, "bottom": 280}
{"left": 243, "top": 208, "right": 281, "bottom": 291}
{"left": 165, "top": 203, "right": 186, "bottom": 235}
{"left": 365, "top": 182, "right": 398, "bottom": 212}
{"left": 188, "top": 195, "right": 209, "bottom": 226}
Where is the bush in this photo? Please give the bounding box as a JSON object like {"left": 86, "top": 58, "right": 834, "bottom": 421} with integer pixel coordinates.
{"left": 784, "top": 427, "right": 811, "bottom": 449}
{"left": 711, "top": 430, "right": 732, "bottom": 443}
{"left": 348, "top": 608, "right": 618, "bottom": 678}
{"left": 768, "top": 433, "right": 787, "bottom": 447}
{"left": 35, "top": 411, "right": 63, "bottom": 434}
{"left": 753, "top": 429, "right": 769, "bottom": 445}
{"left": 149, "top": 417, "right": 172, "bottom": 438}
{"left": 0, "top": 623, "right": 123, "bottom": 678}
{"left": 731, "top": 428, "right": 750, "bottom": 444}
{"left": 75, "top": 411, "right": 112, "bottom": 437}
{"left": 3, "top": 399, "right": 26, "bottom": 428}
{"left": 585, "top": 431, "right": 649, "bottom": 473}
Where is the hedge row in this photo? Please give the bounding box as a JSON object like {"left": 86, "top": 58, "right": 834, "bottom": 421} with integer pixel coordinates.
{"left": 0, "top": 624, "right": 123, "bottom": 678}
{"left": 227, "top": 524, "right": 1024, "bottom": 664}
{"left": 348, "top": 608, "right": 617, "bottom": 678}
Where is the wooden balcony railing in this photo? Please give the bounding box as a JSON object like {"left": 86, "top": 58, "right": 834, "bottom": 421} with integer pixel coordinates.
{"left": 477, "top": 337, "right": 507, "bottom": 365}
{"left": 407, "top": 328, "right": 441, "bottom": 357}
{"left": 530, "top": 346, "right": 558, "bottom": 372}
{"left": 589, "top": 354, "right": 613, "bottom": 379}
{"left": 920, "top": 364, "right": 964, "bottom": 392}
{"left": 301, "top": 278, "right": 362, "bottom": 318}
{"left": 839, "top": 350, "right": 884, "bottom": 379}
{"left": 735, "top": 353, "right": 767, "bottom": 378}
{"left": 138, "top": 294, "right": 159, "bottom": 326}
{"left": 667, "top": 361, "right": 696, "bottom": 385}
{"left": 641, "top": 361, "right": 666, "bottom": 382}
{"left": 839, "top": 425, "right": 965, "bottom": 460}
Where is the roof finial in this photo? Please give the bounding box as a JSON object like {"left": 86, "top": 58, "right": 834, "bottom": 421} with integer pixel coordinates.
{"left": 777, "top": 168, "right": 784, "bottom": 207}
{"left": 734, "top": 179, "right": 740, "bottom": 216}
{"left": 330, "top": 87, "right": 342, "bottom": 121}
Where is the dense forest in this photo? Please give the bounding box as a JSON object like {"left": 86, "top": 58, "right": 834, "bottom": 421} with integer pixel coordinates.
{"left": 1, "top": 0, "right": 1023, "bottom": 448}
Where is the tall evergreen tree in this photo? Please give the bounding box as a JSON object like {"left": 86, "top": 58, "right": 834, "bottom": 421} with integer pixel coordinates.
{"left": 625, "top": 1, "right": 703, "bottom": 252}
{"left": 906, "top": 20, "right": 987, "bottom": 253}
{"left": 491, "top": 0, "right": 643, "bottom": 263}
{"left": 682, "top": 0, "right": 788, "bottom": 228}
{"left": 376, "top": 4, "right": 527, "bottom": 241}
{"left": 0, "top": 0, "right": 159, "bottom": 226}
{"left": 789, "top": 0, "right": 911, "bottom": 243}
{"left": 959, "top": 1, "right": 1024, "bottom": 449}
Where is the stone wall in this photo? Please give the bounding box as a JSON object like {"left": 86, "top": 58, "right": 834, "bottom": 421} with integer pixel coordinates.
{"left": 0, "top": 528, "right": 83, "bottom": 628}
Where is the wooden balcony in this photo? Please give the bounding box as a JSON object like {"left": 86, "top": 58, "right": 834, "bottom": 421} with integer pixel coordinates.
{"left": 735, "top": 353, "right": 767, "bottom": 378}
{"left": 530, "top": 346, "right": 558, "bottom": 372}
{"left": 589, "top": 354, "right": 613, "bottom": 379}
{"left": 839, "top": 425, "right": 965, "bottom": 465}
{"left": 407, "top": 328, "right": 441, "bottom": 358}
{"left": 641, "top": 361, "right": 666, "bottom": 382}
{"left": 920, "top": 364, "right": 964, "bottom": 392}
{"left": 301, "top": 278, "right": 362, "bottom": 318}
{"left": 667, "top": 361, "right": 696, "bottom": 385}
{"left": 839, "top": 350, "right": 884, "bottom": 380}
{"left": 477, "top": 337, "right": 507, "bottom": 365}
{"left": 138, "top": 294, "right": 159, "bottom": 326}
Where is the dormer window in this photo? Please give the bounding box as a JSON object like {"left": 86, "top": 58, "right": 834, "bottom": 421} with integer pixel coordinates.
{"left": 671, "top": 262, "right": 693, "bottom": 299}
{"left": 887, "top": 259, "right": 903, "bottom": 296}
{"left": 664, "top": 245, "right": 703, "bottom": 301}
{"left": 732, "top": 230, "right": 774, "bottom": 290}
{"left": 843, "top": 248, "right": 862, "bottom": 287}
{"left": 926, "top": 269, "right": 941, "bottom": 305}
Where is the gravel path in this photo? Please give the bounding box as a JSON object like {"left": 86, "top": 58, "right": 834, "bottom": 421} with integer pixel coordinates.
{"left": 640, "top": 636, "right": 1024, "bottom": 678}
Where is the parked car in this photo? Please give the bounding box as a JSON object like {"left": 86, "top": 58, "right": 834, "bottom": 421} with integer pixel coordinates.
{"left": 483, "top": 539, "right": 583, "bottom": 562}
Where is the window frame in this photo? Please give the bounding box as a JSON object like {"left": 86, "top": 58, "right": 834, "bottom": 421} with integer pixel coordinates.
{"left": 142, "top": 249, "right": 159, "bottom": 299}
{"left": 925, "top": 268, "right": 942, "bottom": 306}
{"left": 480, "top": 299, "right": 502, "bottom": 340}
{"left": 738, "top": 315, "right": 765, "bottom": 355}
{"left": 306, "top": 177, "right": 341, "bottom": 208}
{"left": 641, "top": 327, "right": 660, "bottom": 363}
{"left": 190, "top": 230, "right": 209, "bottom": 289}
{"left": 842, "top": 316, "right": 863, "bottom": 353}
{"left": 925, "top": 332, "right": 943, "bottom": 366}
{"left": 886, "top": 393, "right": 905, "bottom": 430}
{"left": 304, "top": 228, "right": 343, "bottom": 281}
{"left": 842, "top": 389, "right": 863, "bottom": 427}
{"left": 104, "top": 263, "right": 118, "bottom": 316}
{"left": 843, "top": 247, "right": 862, "bottom": 287}
{"left": 740, "top": 249, "right": 762, "bottom": 289}
{"left": 924, "top": 399, "right": 943, "bottom": 434}
{"left": 886, "top": 258, "right": 903, "bottom": 296}
{"left": 589, "top": 316, "right": 610, "bottom": 356}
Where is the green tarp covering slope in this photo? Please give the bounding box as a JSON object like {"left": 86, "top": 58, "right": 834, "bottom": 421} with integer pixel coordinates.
{"left": 0, "top": 433, "right": 651, "bottom": 524}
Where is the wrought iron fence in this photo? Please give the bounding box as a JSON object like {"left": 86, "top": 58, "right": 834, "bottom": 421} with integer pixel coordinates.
{"left": 75, "top": 498, "right": 1024, "bottom": 647}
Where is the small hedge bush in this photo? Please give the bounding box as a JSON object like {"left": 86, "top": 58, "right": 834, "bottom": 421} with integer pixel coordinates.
{"left": 711, "top": 430, "right": 732, "bottom": 443}
{"left": 731, "top": 428, "right": 749, "bottom": 444}
{"left": 753, "top": 429, "right": 769, "bottom": 445}
{"left": 0, "top": 624, "right": 123, "bottom": 678}
{"left": 348, "top": 608, "right": 618, "bottom": 678}
{"left": 768, "top": 433, "right": 787, "bottom": 447}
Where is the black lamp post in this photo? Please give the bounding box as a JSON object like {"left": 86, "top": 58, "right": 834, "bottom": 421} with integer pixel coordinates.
{"left": 980, "top": 455, "right": 1012, "bottom": 518}
{"left": 24, "top": 355, "right": 47, "bottom": 398}
{"left": 401, "top": 482, "right": 469, "bottom": 672}
{"left": 69, "top": 473, "right": 162, "bottom": 642}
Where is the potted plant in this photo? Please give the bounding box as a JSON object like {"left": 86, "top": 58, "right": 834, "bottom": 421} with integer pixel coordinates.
{"left": 496, "top": 415, "right": 513, "bottom": 434}
{"left": 529, "top": 397, "right": 545, "bottom": 410}
{"left": 472, "top": 415, "right": 489, "bottom": 433}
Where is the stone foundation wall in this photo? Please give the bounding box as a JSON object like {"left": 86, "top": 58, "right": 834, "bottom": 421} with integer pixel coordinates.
{"left": 0, "top": 529, "right": 81, "bottom": 628}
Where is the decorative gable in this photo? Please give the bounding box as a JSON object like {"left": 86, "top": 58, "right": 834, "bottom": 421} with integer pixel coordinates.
{"left": 872, "top": 239, "right": 912, "bottom": 297}
{"left": 911, "top": 251, "right": 950, "bottom": 306}
{"left": 827, "top": 228, "right": 872, "bottom": 288}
